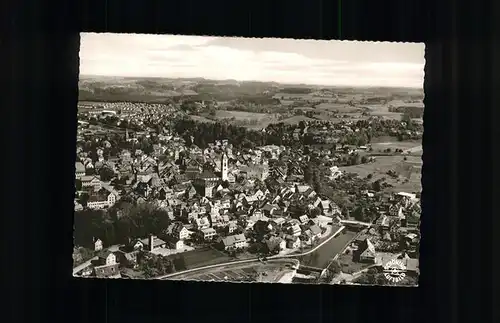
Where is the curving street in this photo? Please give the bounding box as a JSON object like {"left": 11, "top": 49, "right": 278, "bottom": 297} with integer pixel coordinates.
{"left": 156, "top": 226, "right": 346, "bottom": 280}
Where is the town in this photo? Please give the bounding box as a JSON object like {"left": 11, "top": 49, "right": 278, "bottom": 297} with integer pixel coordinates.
{"left": 73, "top": 81, "right": 422, "bottom": 286}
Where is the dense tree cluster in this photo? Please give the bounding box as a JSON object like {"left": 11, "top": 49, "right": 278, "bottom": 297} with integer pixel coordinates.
{"left": 73, "top": 202, "right": 171, "bottom": 248}
{"left": 138, "top": 252, "right": 174, "bottom": 278}
{"left": 354, "top": 268, "right": 387, "bottom": 285}
{"left": 79, "top": 89, "right": 177, "bottom": 104}
{"left": 172, "top": 117, "right": 268, "bottom": 149}
{"left": 280, "top": 87, "right": 313, "bottom": 94}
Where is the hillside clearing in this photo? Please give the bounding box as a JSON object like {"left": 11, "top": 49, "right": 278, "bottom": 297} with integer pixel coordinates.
{"left": 340, "top": 155, "right": 422, "bottom": 193}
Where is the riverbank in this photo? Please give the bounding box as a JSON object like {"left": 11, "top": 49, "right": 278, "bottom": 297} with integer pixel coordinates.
{"left": 298, "top": 229, "right": 358, "bottom": 268}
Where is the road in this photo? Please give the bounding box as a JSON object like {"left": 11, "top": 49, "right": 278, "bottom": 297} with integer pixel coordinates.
{"left": 73, "top": 257, "right": 98, "bottom": 275}
{"left": 156, "top": 226, "right": 346, "bottom": 280}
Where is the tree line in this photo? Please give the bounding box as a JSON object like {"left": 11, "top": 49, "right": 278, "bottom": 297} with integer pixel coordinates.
{"left": 73, "top": 202, "right": 171, "bottom": 248}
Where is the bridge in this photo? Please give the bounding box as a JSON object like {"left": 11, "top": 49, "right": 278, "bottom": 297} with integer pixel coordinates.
{"left": 339, "top": 220, "right": 371, "bottom": 228}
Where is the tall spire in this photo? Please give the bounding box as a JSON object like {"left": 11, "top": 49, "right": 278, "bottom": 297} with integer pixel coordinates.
{"left": 221, "top": 152, "right": 228, "bottom": 181}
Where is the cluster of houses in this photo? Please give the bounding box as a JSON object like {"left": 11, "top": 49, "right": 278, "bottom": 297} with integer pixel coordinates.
{"left": 73, "top": 136, "right": 349, "bottom": 278}
{"left": 74, "top": 102, "right": 422, "bottom": 279}
{"left": 276, "top": 115, "right": 423, "bottom": 146}
{"left": 345, "top": 192, "right": 421, "bottom": 275}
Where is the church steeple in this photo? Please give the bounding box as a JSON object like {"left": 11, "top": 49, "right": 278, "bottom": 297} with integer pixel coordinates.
{"left": 221, "top": 152, "right": 228, "bottom": 181}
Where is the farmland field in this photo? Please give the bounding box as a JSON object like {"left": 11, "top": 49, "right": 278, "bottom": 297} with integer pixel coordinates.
{"left": 364, "top": 104, "right": 404, "bottom": 120}
{"left": 370, "top": 140, "right": 422, "bottom": 152}
{"left": 201, "top": 110, "right": 280, "bottom": 129}
{"left": 190, "top": 115, "right": 216, "bottom": 123}
{"left": 280, "top": 115, "right": 317, "bottom": 125}
{"left": 340, "top": 154, "right": 422, "bottom": 193}
{"left": 169, "top": 259, "right": 298, "bottom": 282}
{"left": 170, "top": 247, "right": 234, "bottom": 269}
{"left": 214, "top": 110, "right": 273, "bottom": 120}
{"left": 314, "top": 102, "right": 361, "bottom": 113}
{"left": 273, "top": 93, "right": 336, "bottom": 102}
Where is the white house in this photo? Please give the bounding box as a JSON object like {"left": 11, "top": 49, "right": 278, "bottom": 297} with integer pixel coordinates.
{"left": 200, "top": 227, "right": 216, "bottom": 240}
{"left": 97, "top": 251, "right": 116, "bottom": 266}
{"left": 169, "top": 222, "right": 190, "bottom": 240}
{"left": 93, "top": 238, "right": 103, "bottom": 251}
{"left": 87, "top": 191, "right": 116, "bottom": 210}
{"left": 169, "top": 238, "right": 184, "bottom": 250}
{"left": 221, "top": 234, "right": 248, "bottom": 251}
{"left": 81, "top": 175, "right": 101, "bottom": 189}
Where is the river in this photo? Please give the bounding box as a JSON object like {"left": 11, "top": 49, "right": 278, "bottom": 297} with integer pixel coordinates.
{"left": 299, "top": 230, "right": 358, "bottom": 268}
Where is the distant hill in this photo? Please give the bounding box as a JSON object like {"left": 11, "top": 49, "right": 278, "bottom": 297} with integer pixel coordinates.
{"left": 78, "top": 75, "right": 423, "bottom": 103}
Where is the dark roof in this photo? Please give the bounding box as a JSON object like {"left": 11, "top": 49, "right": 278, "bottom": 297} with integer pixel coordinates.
{"left": 93, "top": 263, "right": 121, "bottom": 278}
{"left": 97, "top": 250, "right": 113, "bottom": 259}
{"left": 198, "top": 171, "right": 218, "bottom": 179}
{"left": 140, "top": 236, "right": 166, "bottom": 247}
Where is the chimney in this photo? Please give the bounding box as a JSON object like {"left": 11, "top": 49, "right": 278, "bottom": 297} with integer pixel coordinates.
{"left": 149, "top": 235, "right": 155, "bottom": 252}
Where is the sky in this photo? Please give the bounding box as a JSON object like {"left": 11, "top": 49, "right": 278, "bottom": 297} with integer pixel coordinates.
{"left": 80, "top": 33, "right": 425, "bottom": 88}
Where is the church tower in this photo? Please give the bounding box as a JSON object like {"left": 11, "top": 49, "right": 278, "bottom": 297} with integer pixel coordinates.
{"left": 221, "top": 153, "right": 228, "bottom": 181}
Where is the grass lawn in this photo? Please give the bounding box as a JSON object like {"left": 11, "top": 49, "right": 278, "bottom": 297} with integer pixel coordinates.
{"left": 170, "top": 247, "right": 233, "bottom": 269}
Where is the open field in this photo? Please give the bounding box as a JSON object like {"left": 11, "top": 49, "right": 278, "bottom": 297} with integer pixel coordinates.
{"left": 168, "top": 247, "right": 234, "bottom": 270}
{"left": 194, "top": 110, "right": 279, "bottom": 129}
{"left": 187, "top": 268, "right": 259, "bottom": 282}
{"left": 370, "top": 140, "right": 422, "bottom": 152}
{"left": 340, "top": 154, "right": 422, "bottom": 193}
{"left": 280, "top": 115, "right": 317, "bottom": 125}
{"left": 190, "top": 115, "right": 216, "bottom": 123}
{"left": 274, "top": 93, "right": 337, "bottom": 102}
{"left": 214, "top": 110, "right": 274, "bottom": 121}
{"left": 314, "top": 102, "right": 361, "bottom": 113}
{"left": 364, "top": 104, "right": 405, "bottom": 120}
{"left": 169, "top": 259, "right": 298, "bottom": 282}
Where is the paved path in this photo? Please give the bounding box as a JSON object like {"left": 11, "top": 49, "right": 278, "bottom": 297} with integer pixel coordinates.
{"left": 156, "top": 226, "right": 346, "bottom": 280}
{"left": 403, "top": 145, "right": 422, "bottom": 154}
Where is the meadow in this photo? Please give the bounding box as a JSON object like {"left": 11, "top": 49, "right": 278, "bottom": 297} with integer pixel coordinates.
{"left": 340, "top": 154, "right": 422, "bottom": 193}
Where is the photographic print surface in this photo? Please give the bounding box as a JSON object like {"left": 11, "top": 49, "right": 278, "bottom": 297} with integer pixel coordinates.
{"left": 74, "top": 33, "right": 424, "bottom": 286}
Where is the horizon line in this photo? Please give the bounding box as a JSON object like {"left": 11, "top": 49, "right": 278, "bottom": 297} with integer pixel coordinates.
{"left": 79, "top": 74, "right": 424, "bottom": 90}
